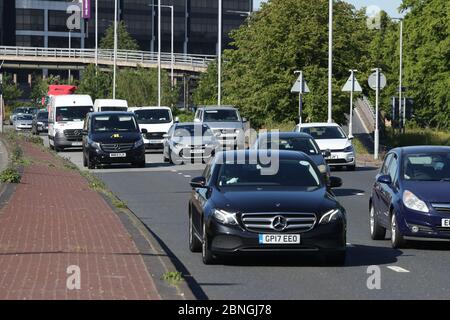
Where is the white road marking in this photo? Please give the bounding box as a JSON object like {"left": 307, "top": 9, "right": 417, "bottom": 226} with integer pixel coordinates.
{"left": 178, "top": 172, "right": 183, "bottom": 175}
{"left": 355, "top": 192, "right": 365, "bottom": 196}
{"left": 387, "top": 266, "right": 410, "bottom": 273}
{"left": 184, "top": 175, "right": 191, "bottom": 178}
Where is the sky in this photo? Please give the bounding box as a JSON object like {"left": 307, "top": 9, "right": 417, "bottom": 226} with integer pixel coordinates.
{"left": 253, "top": 0, "right": 403, "bottom": 17}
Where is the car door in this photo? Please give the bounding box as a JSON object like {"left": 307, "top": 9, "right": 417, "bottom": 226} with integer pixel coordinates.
{"left": 379, "top": 154, "right": 400, "bottom": 226}
{"left": 373, "top": 153, "right": 393, "bottom": 220}
{"left": 192, "top": 163, "right": 213, "bottom": 235}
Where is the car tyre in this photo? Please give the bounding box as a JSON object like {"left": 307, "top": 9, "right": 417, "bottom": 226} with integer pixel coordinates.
{"left": 170, "top": 149, "right": 183, "bottom": 165}
{"left": 202, "top": 221, "right": 216, "bottom": 265}
{"left": 134, "top": 159, "right": 146, "bottom": 168}
{"left": 83, "top": 153, "right": 87, "bottom": 167}
{"left": 391, "top": 213, "right": 406, "bottom": 249}
{"left": 348, "top": 164, "right": 356, "bottom": 171}
{"left": 87, "top": 155, "right": 95, "bottom": 170}
{"left": 370, "top": 205, "right": 386, "bottom": 240}
{"left": 189, "top": 211, "right": 202, "bottom": 252}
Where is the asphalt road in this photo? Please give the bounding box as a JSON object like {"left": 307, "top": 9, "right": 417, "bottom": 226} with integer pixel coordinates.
{"left": 41, "top": 134, "right": 450, "bottom": 299}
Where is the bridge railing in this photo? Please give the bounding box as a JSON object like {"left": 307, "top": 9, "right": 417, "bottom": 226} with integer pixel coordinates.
{"left": 0, "top": 46, "right": 216, "bottom": 69}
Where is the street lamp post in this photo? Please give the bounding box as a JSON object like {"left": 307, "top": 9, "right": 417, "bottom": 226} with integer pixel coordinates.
{"left": 218, "top": 0, "right": 222, "bottom": 106}
{"left": 158, "top": 1, "right": 161, "bottom": 107}
{"left": 327, "top": 0, "right": 333, "bottom": 123}
{"left": 391, "top": 18, "right": 404, "bottom": 132}
{"left": 372, "top": 67, "right": 381, "bottom": 160}
{"left": 95, "top": 0, "right": 98, "bottom": 67}
{"left": 113, "top": 0, "right": 118, "bottom": 99}
{"left": 68, "top": 30, "right": 72, "bottom": 84}
{"left": 148, "top": 4, "right": 174, "bottom": 89}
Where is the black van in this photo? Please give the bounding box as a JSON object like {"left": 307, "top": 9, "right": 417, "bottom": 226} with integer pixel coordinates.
{"left": 82, "top": 112, "right": 147, "bottom": 169}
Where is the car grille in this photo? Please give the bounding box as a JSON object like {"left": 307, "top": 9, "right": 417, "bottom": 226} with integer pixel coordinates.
{"left": 101, "top": 143, "right": 134, "bottom": 152}
{"left": 240, "top": 212, "right": 316, "bottom": 233}
{"left": 64, "top": 129, "right": 83, "bottom": 141}
{"left": 145, "top": 132, "right": 165, "bottom": 140}
{"left": 325, "top": 158, "right": 348, "bottom": 164}
{"left": 214, "top": 129, "right": 236, "bottom": 135}
{"left": 431, "top": 203, "right": 450, "bottom": 214}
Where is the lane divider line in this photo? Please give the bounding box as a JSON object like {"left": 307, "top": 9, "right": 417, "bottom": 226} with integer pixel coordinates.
{"left": 387, "top": 266, "right": 410, "bottom": 273}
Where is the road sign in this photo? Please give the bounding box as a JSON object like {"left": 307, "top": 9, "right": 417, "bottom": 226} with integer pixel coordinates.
{"left": 291, "top": 74, "right": 310, "bottom": 94}
{"left": 368, "top": 72, "right": 387, "bottom": 90}
{"left": 342, "top": 74, "right": 362, "bottom": 92}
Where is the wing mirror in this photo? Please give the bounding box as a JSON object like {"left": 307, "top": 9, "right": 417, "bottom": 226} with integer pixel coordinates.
{"left": 190, "top": 176, "right": 207, "bottom": 188}
{"left": 242, "top": 117, "right": 247, "bottom": 123}
{"left": 322, "top": 149, "right": 331, "bottom": 158}
{"left": 328, "top": 176, "right": 343, "bottom": 188}
{"left": 377, "top": 175, "right": 392, "bottom": 185}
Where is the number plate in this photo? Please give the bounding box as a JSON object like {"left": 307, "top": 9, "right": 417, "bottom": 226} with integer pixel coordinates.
{"left": 148, "top": 140, "right": 162, "bottom": 144}
{"left": 441, "top": 219, "right": 450, "bottom": 227}
{"left": 109, "top": 153, "right": 126, "bottom": 158}
{"left": 259, "top": 234, "right": 301, "bottom": 245}
{"left": 71, "top": 142, "right": 82, "bottom": 146}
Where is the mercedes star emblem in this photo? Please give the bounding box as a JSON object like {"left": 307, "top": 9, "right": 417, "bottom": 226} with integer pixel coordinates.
{"left": 272, "top": 215, "right": 287, "bottom": 231}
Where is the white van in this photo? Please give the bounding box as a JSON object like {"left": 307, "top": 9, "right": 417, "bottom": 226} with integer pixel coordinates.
{"left": 48, "top": 95, "right": 93, "bottom": 152}
{"left": 129, "top": 106, "right": 177, "bottom": 149}
{"left": 93, "top": 99, "right": 128, "bottom": 112}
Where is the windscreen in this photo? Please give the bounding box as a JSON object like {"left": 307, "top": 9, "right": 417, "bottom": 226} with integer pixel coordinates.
{"left": 301, "top": 126, "right": 346, "bottom": 140}
{"left": 56, "top": 106, "right": 92, "bottom": 122}
{"left": 174, "top": 124, "right": 213, "bottom": 137}
{"left": 203, "top": 109, "right": 239, "bottom": 122}
{"left": 37, "top": 112, "right": 49, "bottom": 120}
{"left": 134, "top": 109, "right": 171, "bottom": 124}
{"left": 217, "top": 159, "right": 321, "bottom": 189}
{"left": 17, "top": 114, "right": 33, "bottom": 121}
{"left": 92, "top": 114, "right": 138, "bottom": 133}
{"left": 258, "top": 137, "right": 320, "bottom": 155}
{"left": 404, "top": 153, "right": 450, "bottom": 181}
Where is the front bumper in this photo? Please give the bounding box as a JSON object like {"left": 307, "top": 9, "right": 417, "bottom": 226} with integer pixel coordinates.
{"left": 397, "top": 205, "right": 450, "bottom": 240}
{"left": 88, "top": 145, "right": 145, "bottom": 165}
{"left": 143, "top": 138, "right": 164, "bottom": 149}
{"left": 36, "top": 124, "right": 48, "bottom": 132}
{"left": 173, "top": 145, "right": 217, "bottom": 160}
{"left": 206, "top": 218, "right": 346, "bottom": 255}
{"left": 53, "top": 132, "right": 83, "bottom": 148}
{"left": 325, "top": 151, "right": 355, "bottom": 166}
{"left": 15, "top": 125, "right": 32, "bottom": 130}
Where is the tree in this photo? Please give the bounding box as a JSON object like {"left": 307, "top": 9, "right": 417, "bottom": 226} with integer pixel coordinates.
{"left": 77, "top": 65, "right": 112, "bottom": 101}
{"left": 116, "top": 67, "right": 178, "bottom": 107}
{"left": 30, "top": 75, "right": 61, "bottom": 104}
{"left": 100, "top": 21, "right": 140, "bottom": 51}
{"left": 1, "top": 74, "right": 22, "bottom": 106}
{"left": 193, "top": 0, "right": 374, "bottom": 128}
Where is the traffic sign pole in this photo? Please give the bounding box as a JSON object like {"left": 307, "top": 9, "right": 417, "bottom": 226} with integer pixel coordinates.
{"left": 373, "top": 68, "right": 380, "bottom": 160}
{"left": 349, "top": 70, "right": 356, "bottom": 138}
{"left": 292, "top": 70, "right": 310, "bottom": 125}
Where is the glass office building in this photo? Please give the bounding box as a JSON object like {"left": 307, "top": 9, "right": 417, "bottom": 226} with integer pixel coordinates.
{"left": 8, "top": 0, "right": 252, "bottom": 55}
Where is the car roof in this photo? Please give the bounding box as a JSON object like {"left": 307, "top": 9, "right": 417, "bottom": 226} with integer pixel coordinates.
{"left": 175, "top": 122, "right": 210, "bottom": 126}
{"left": 297, "top": 122, "right": 341, "bottom": 128}
{"left": 394, "top": 145, "right": 450, "bottom": 155}
{"left": 215, "top": 150, "right": 313, "bottom": 162}
{"left": 129, "top": 106, "right": 171, "bottom": 111}
{"left": 198, "top": 106, "right": 238, "bottom": 111}
{"left": 258, "top": 132, "right": 314, "bottom": 139}
{"left": 90, "top": 111, "right": 135, "bottom": 116}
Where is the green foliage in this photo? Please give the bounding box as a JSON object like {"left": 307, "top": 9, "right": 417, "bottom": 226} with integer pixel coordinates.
{"left": 162, "top": 271, "right": 183, "bottom": 285}
{"left": 384, "top": 128, "right": 450, "bottom": 148}
{"left": 77, "top": 65, "right": 112, "bottom": 101}
{"left": 116, "top": 67, "right": 178, "bottom": 107}
{"left": 173, "top": 109, "right": 194, "bottom": 122}
{"left": 30, "top": 75, "right": 61, "bottom": 104}
{"left": 1, "top": 74, "right": 23, "bottom": 105}
{"left": 0, "top": 167, "right": 21, "bottom": 184}
{"left": 194, "top": 0, "right": 372, "bottom": 128}
{"left": 100, "top": 21, "right": 140, "bottom": 51}
{"left": 24, "top": 135, "right": 44, "bottom": 146}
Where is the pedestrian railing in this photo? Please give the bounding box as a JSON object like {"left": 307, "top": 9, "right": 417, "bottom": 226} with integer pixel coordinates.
{"left": 0, "top": 46, "right": 216, "bottom": 71}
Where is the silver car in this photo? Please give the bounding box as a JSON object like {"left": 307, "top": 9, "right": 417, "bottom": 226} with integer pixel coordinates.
{"left": 163, "top": 123, "right": 219, "bottom": 164}
{"left": 14, "top": 114, "right": 33, "bottom": 131}
{"left": 194, "top": 106, "right": 246, "bottom": 150}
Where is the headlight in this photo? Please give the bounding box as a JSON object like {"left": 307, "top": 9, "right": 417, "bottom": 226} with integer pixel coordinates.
{"left": 235, "top": 129, "right": 241, "bottom": 134}
{"left": 37, "top": 121, "right": 44, "bottom": 126}
{"left": 213, "top": 209, "right": 238, "bottom": 226}
{"left": 318, "top": 164, "right": 327, "bottom": 174}
{"left": 319, "top": 208, "right": 342, "bottom": 224}
{"left": 90, "top": 141, "right": 101, "bottom": 149}
{"left": 173, "top": 142, "right": 185, "bottom": 148}
{"left": 134, "top": 139, "right": 144, "bottom": 148}
{"left": 403, "top": 190, "right": 429, "bottom": 213}
{"left": 344, "top": 145, "right": 354, "bottom": 153}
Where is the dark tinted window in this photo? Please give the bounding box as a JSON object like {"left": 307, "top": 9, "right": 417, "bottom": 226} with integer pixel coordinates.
{"left": 203, "top": 109, "right": 239, "bottom": 122}
{"left": 301, "top": 126, "right": 346, "bottom": 139}
{"left": 134, "top": 109, "right": 171, "bottom": 124}
{"left": 174, "top": 124, "right": 213, "bottom": 137}
{"left": 404, "top": 153, "right": 450, "bottom": 181}
{"left": 258, "top": 137, "right": 320, "bottom": 155}
{"left": 217, "top": 159, "right": 321, "bottom": 189}
{"left": 56, "top": 106, "right": 92, "bottom": 122}
{"left": 101, "top": 107, "right": 128, "bottom": 112}
{"left": 17, "top": 114, "right": 33, "bottom": 120}
{"left": 37, "top": 112, "right": 48, "bottom": 120}
{"left": 92, "top": 114, "right": 138, "bottom": 133}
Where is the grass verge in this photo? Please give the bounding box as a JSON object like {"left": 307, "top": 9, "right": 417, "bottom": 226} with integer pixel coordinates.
{"left": 384, "top": 128, "right": 450, "bottom": 148}
{"left": 162, "top": 271, "right": 184, "bottom": 286}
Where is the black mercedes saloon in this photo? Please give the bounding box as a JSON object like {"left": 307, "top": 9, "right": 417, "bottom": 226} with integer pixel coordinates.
{"left": 188, "top": 150, "right": 347, "bottom": 265}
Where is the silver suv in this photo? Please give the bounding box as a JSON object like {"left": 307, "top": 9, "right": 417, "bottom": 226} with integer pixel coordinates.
{"left": 194, "top": 106, "right": 246, "bottom": 149}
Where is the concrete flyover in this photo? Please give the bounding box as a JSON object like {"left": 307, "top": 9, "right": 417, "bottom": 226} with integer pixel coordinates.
{"left": 0, "top": 46, "right": 215, "bottom": 73}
